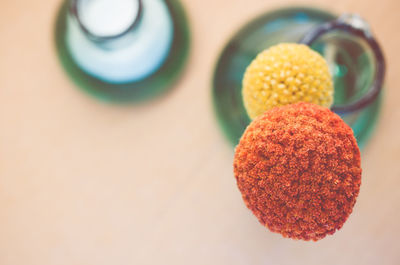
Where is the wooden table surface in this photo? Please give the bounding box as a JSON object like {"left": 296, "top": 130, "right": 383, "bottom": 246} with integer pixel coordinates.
{"left": 1, "top": 0, "right": 399, "bottom": 264}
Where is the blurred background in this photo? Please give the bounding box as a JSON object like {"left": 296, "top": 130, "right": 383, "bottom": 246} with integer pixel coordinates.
{"left": 0, "top": 0, "right": 399, "bottom": 264}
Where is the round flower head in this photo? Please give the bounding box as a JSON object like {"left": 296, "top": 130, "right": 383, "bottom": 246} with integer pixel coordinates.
{"left": 242, "top": 43, "right": 334, "bottom": 119}
{"left": 234, "top": 102, "right": 361, "bottom": 241}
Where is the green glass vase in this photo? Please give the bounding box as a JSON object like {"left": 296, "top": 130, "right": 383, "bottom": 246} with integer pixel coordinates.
{"left": 212, "top": 7, "right": 384, "bottom": 149}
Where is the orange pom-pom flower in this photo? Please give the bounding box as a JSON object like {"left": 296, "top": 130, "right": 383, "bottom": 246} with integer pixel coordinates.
{"left": 234, "top": 102, "right": 361, "bottom": 241}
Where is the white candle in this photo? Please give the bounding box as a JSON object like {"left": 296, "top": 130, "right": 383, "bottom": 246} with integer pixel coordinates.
{"left": 78, "top": 0, "right": 140, "bottom": 37}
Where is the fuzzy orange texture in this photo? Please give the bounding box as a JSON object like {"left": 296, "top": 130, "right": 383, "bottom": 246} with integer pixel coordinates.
{"left": 234, "top": 102, "right": 361, "bottom": 241}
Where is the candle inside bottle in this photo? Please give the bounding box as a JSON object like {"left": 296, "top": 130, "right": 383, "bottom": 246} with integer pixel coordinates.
{"left": 77, "top": 0, "right": 140, "bottom": 37}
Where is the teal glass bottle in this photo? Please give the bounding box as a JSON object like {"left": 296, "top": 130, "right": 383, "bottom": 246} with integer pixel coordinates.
{"left": 55, "top": 0, "right": 190, "bottom": 103}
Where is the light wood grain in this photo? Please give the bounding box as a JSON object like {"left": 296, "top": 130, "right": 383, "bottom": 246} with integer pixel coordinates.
{"left": 0, "top": 0, "right": 399, "bottom": 264}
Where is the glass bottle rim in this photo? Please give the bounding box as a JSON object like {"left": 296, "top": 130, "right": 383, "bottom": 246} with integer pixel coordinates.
{"left": 69, "top": 0, "right": 143, "bottom": 43}
{"left": 300, "top": 14, "right": 385, "bottom": 114}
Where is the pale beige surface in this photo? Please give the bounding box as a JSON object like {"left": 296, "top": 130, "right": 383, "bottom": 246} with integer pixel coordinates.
{"left": 0, "top": 0, "right": 400, "bottom": 264}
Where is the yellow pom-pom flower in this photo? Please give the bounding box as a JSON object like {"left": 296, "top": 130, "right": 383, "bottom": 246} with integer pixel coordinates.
{"left": 242, "top": 43, "right": 334, "bottom": 119}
